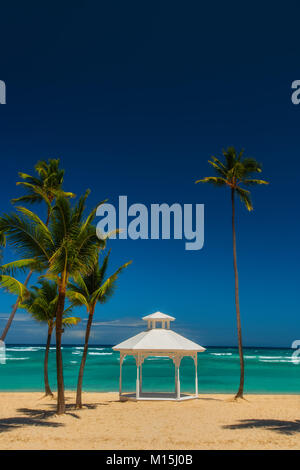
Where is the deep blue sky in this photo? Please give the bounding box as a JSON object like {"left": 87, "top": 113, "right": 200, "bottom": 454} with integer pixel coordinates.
{"left": 0, "top": 1, "right": 299, "bottom": 346}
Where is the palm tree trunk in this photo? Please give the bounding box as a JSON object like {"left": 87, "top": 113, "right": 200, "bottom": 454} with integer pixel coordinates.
{"left": 45, "top": 206, "right": 51, "bottom": 226}
{"left": 231, "top": 188, "right": 245, "bottom": 399}
{"left": 55, "top": 287, "right": 66, "bottom": 414}
{"left": 76, "top": 307, "right": 94, "bottom": 409}
{"left": 44, "top": 325, "right": 54, "bottom": 396}
{"left": 0, "top": 270, "right": 33, "bottom": 341}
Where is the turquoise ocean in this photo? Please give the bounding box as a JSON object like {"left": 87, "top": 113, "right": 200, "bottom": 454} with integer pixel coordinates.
{"left": 0, "top": 345, "right": 299, "bottom": 393}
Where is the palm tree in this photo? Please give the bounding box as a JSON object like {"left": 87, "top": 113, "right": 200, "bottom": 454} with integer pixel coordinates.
{"left": 196, "top": 147, "right": 268, "bottom": 398}
{"left": 11, "top": 158, "right": 75, "bottom": 222}
{"left": 0, "top": 191, "right": 105, "bottom": 413}
{"left": 0, "top": 159, "right": 75, "bottom": 342}
{"left": 20, "top": 280, "right": 81, "bottom": 396}
{"left": 67, "top": 251, "right": 132, "bottom": 408}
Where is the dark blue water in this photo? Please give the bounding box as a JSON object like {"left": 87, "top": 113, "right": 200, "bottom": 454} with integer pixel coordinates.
{"left": 0, "top": 345, "right": 299, "bottom": 394}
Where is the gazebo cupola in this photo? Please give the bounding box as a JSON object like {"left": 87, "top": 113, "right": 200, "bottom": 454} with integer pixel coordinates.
{"left": 142, "top": 311, "right": 175, "bottom": 330}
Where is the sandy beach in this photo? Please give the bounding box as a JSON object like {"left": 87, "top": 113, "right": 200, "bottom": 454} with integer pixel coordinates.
{"left": 0, "top": 392, "right": 299, "bottom": 450}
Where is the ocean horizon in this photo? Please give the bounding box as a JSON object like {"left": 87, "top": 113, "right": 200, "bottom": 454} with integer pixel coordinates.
{"left": 0, "top": 344, "right": 299, "bottom": 394}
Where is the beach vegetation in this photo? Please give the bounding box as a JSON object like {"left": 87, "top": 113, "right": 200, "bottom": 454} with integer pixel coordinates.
{"left": 196, "top": 146, "right": 268, "bottom": 398}
{"left": 20, "top": 280, "right": 81, "bottom": 397}
{"left": 0, "top": 159, "right": 74, "bottom": 342}
{"left": 67, "top": 251, "right": 131, "bottom": 408}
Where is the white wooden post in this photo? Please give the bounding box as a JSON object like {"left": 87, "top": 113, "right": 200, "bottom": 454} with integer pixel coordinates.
{"left": 195, "top": 353, "right": 198, "bottom": 397}
{"left": 119, "top": 355, "right": 123, "bottom": 397}
{"left": 174, "top": 354, "right": 181, "bottom": 400}
{"left": 174, "top": 362, "right": 177, "bottom": 397}
{"left": 176, "top": 364, "right": 180, "bottom": 399}
{"left": 139, "top": 362, "right": 143, "bottom": 395}
{"left": 136, "top": 355, "right": 140, "bottom": 399}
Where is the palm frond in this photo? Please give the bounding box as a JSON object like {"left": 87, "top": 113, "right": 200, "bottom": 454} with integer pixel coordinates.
{"left": 0, "top": 231, "right": 6, "bottom": 247}
{"left": 208, "top": 160, "right": 227, "bottom": 177}
{"left": 54, "top": 190, "right": 76, "bottom": 199}
{"left": 17, "top": 173, "right": 42, "bottom": 185}
{"left": 20, "top": 279, "right": 61, "bottom": 325}
{"left": 80, "top": 199, "right": 108, "bottom": 234}
{"left": 235, "top": 187, "right": 253, "bottom": 211}
{"left": 61, "top": 316, "right": 81, "bottom": 328}
{"left": 210, "top": 156, "right": 227, "bottom": 170}
{"left": 243, "top": 179, "right": 269, "bottom": 186}
{"left": 15, "top": 206, "right": 53, "bottom": 242}
{"left": 98, "top": 250, "right": 111, "bottom": 285}
{"left": 242, "top": 158, "right": 262, "bottom": 175}
{"left": 90, "top": 260, "right": 132, "bottom": 305}
{"left": 0, "top": 258, "right": 39, "bottom": 275}
{"left": 65, "top": 290, "right": 89, "bottom": 309}
{"left": 68, "top": 274, "right": 89, "bottom": 298}
{"left": 72, "top": 189, "right": 91, "bottom": 224}
{"left": 11, "top": 194, "right": 43, "bottom": 205}
{"left": 0, "top": 212, "right": 51, "bottom": 263}
{"left": 222, "top": 147, "right": 237, "bottom": 169}
{"left": 195, "top": 177, "right": 227, "bottom": 186}
{"left": 0, "top": 275, "right": 29, "bottom": 300}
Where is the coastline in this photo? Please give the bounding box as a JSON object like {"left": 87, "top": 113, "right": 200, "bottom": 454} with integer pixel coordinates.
{"left": 0, "top": 391, "right": 299, "bottom": 449}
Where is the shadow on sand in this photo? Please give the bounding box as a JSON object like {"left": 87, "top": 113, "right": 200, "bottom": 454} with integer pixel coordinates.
{"left": 0, "top": 403, "right": 79, "bottom": 434}
{"left": 0, "top": 415, "right": 63, "bottom": 434}
{"left": 223, "top": 419, "right": 300, "bottom": 435}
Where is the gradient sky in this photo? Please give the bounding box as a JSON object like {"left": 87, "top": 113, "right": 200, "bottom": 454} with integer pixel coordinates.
{"left": 0, "top": 1, "right": 299, "bottom": 346}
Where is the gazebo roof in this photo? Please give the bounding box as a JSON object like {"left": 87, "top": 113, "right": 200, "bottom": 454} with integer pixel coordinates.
{"left": 113, "top": 328, "right": 205, "bottom": 351}
{"left": 142, "top": 311, "right": 175, "bottom": 321}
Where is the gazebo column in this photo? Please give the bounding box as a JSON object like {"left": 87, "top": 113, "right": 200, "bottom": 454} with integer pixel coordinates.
{"left": 174, "top": 355, "right": 182, "bottom": 400}
{"left": 194, "top": 353, "right": 198, "bottom": 397}
{"left": 119, "top": 354, "right": 125, "bottom": 397}
{"left": 135, "top": 354, "right": 140, "bottom": 399}
{"left": 176, "top": 365, "right": 180, "bottom": 399}
{"left": 139, "top": 362, "right": 143, "bottom": 395}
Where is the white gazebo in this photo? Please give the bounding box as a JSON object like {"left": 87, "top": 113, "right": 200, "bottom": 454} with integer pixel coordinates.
{"left": 113, "top": 311, "right": 206, "bottom": 401}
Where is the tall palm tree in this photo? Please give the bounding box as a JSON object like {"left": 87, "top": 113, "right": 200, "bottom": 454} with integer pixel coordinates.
{"left": 67, "top": 252, "right": 132, "bottom": 408}
{"left": 0, "top": 159, "right": 75, "bottom": 342}
{"left": 0, "top": 191, "right": 105, "bottom": 413}
{"left": 20, "top": 280, "right": 81, "bottom": 396}
{"left": 196, "top": 147, "right": 268, "bottom": 398}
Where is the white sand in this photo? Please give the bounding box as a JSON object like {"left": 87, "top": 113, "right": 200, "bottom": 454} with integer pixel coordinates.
{"left": 0, "top": 392, "right": 300, "bottom": 449}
